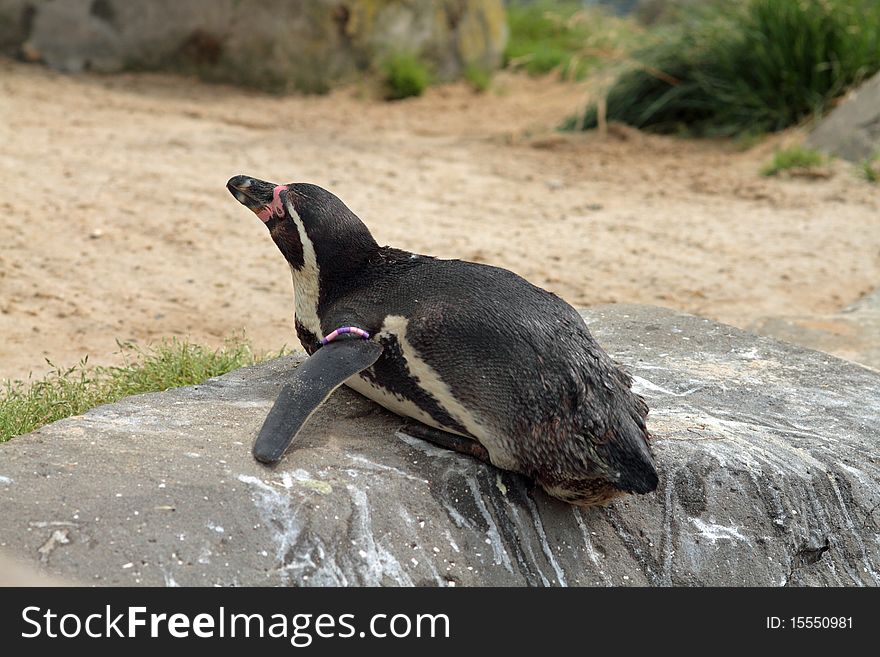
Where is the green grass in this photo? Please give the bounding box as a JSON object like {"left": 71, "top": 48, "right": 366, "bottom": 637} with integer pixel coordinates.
{"left": 760, "top": 146, "right": 825, "bottom": 176}
{"left": 464, "top": 64, "right": 492, "bottom": 93}
{"left": 0, "top": 337, "right": 265, "bottom": 443}
{"left": 859, "top": 155, "right": 880, "bottom": 183}
{"left": 381, "top": 52, "right": 431, "bottom": 100}
{"left": 572, "top": 0, "right": 880, "bottom": 136}
{"left": 505, "top": 1, "right": 641, "bottom": 79}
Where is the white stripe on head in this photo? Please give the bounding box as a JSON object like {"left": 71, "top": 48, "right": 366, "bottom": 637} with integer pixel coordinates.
{"left": 283, "top": 196, "right": 322, "bottom": 338}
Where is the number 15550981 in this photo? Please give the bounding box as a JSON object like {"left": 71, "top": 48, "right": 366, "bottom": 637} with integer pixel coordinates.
{"left": 767, "top": 617, "right": 853, "bottom": 629}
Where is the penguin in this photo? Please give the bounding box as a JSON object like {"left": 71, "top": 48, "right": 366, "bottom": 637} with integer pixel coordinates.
{"left": 226, "top": 175, "right": 658, "bottom": 506}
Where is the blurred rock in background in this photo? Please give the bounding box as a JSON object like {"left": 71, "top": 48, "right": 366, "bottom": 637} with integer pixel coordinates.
{"left": 0, "top": 0, "right": 507, "bottom": 92}
{"left": 807, "top": 72, "right": 880, "bottom": 163}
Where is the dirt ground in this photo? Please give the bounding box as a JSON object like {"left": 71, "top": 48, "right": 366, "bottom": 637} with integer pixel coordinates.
{"left": 1, "top": 58, "right": 878, "bottom": 381}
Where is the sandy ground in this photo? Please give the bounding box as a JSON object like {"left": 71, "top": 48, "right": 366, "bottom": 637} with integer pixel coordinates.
{"left": 1, "top": 59, "right": 878, "bottom": 381}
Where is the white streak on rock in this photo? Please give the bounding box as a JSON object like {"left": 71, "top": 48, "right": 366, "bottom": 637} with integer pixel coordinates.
{"left": 524, "top": 493, "right": 567, "bottom": 586}
{"left": 347, "top": 453, "right": 429, "bottom": 483}
{"left": 299, "top": 542, "right": 348, "bottom": 586}
{"left": 632, "top": 376, "right": 703, "bottom": 397}
{"left": 508, "top": 504, "right": 550, "bottom": 586}
{"left": 689, "top": 518, "right": 749, "bottom": 544}
{"left": 346, "top": 485, "right": 413, "bottom": 586}
{"left": 465, "top": 476, "right": 512, "bottom": 572}
{"left": 163, "top": 570, "right": 179, "bottom": 587}
{"left": 573, "top": 509, "right": 611, "bottom": 586}
{"left": 827, "top": 473, "right": 879, "bottom": 584}
{"left": 441, "top": 502, "right": 472, "bottom": 530}
{"left": 444, "top": 529, "right": 461, "bottom": 553}
{"left": 237, "top": 474, "right": 303, "bottom": 585}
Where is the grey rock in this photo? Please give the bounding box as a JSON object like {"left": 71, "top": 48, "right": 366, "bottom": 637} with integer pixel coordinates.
{"left": 807, "top": 72, "right": 880, "bottom": 162}
{"left": 750, "top": 287, "right": 880, "bottom": 372}
{"left": 1, "top": 305, "right": 878, "bottom": 586}
{"left": 25, "top": 0, "right": 121, "bottom": 73}
{"left": 0, "top": 0, "right": 38, "bottom": 57}
{"left": 2, "top": 0, "right": 507, "bottom": 91}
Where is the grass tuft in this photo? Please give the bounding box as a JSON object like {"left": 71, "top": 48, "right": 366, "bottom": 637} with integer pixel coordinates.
{"left": 381, "top": 52, "right": 431, "bottom": 100}
{"left": 0, "top": 336, "right": 267, "bottom": 443}
{"left": 505, "top": 1, "right": 641, "bottom": 80}
{"left": 464, "top": 64, "right": 492, "bottom": 93}
{"left": 760, "top": 145, "right": 825, "bottom": 176}
{"left": 859, "top": 154, "right": 880, "bottom": 183}
{"left": 572, "top": 0, "right": 880, "bottom": 136}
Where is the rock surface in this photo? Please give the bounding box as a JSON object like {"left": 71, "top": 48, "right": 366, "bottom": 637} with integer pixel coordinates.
{"left": 750, "top": 287, "right": 880, "bottom": 372}
{"left": 807, "top": 72, "right": 880, "bottom": 162}
{"left": 0, "top": 0, "right": 507, "bottom": 91}
{"left": 1, "top": 305, "right": 878, "bottom": 586}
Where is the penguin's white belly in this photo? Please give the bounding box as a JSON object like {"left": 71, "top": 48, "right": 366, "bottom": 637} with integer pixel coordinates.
{"left": 344, "top": 315, "right": 518, "bottom": 471}
{"left": 345, "top": 374, "right": 462, "bottom": 434}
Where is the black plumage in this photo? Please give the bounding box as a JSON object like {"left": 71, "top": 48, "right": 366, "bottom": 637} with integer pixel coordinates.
{"left": 227, "top": 176, "right": 658, "bottom": 505}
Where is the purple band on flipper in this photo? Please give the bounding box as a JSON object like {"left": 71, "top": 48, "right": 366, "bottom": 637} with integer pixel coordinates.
{"left": 319, "top": 326, "right": 371, "bottom": 346}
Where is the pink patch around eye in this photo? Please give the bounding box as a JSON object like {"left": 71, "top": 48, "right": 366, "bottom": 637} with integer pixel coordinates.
{"left": 256, "top": 185, "right": 287, "bottom": 222}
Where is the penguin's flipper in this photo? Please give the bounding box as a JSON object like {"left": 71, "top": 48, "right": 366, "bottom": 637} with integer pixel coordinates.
{"left": 399, "top": 422, "right": 491, "bottom": 463}
{"left": 253, "top": 339, "right": 383, "bottom": 464}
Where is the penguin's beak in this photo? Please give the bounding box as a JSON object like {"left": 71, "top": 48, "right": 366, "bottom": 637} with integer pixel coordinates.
{"left": 226, "top": 175, "right": 278, "bottom": 213}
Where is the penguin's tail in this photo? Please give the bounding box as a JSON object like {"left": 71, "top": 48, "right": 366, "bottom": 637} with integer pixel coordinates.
{"left": 605, "top": 404, "right": 659, "bottom": 494}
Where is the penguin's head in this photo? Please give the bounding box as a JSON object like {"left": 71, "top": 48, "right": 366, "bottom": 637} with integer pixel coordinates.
{"left": 226, "top": 175, "right": 378, "bottom": 274}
